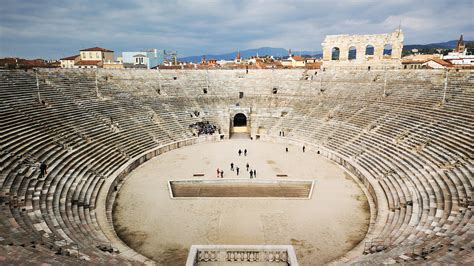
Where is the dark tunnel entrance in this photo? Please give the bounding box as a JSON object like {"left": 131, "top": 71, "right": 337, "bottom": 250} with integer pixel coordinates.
{"left": 233, "top": 113, "right": 247, "bottom": 127}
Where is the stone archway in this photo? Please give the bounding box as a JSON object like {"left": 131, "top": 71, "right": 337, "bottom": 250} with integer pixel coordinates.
{"left": 233, "top": 113, "right": 247, "bottom": 127}
{"left": 229, "top": 107, "right": 251, "bottom": 138}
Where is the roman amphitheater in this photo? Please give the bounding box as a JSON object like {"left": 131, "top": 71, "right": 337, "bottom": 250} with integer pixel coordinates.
{"left": 1, "top": 50, "right": 473, "bottom": 264}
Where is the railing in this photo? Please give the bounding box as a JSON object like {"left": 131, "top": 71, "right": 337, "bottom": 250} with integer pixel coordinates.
{"left": 186, "top": 245, "right": 298, "bottom": 265}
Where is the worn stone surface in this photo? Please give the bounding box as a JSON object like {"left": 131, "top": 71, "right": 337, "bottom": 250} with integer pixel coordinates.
{"left": 321, "top": 29, "right": 404, "bottom": 69}
{"left": 113, "top": 139, "right": 370, "bottom": 265}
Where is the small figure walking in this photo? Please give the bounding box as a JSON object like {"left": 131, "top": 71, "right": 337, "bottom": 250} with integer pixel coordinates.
{"left": 246, "top": 163, "right": 249, "bottom": 171}
{"left": 216, "top": 168, "right": 220, "bottom": 178}
{"left": 220, "top": 170, "right": 224, "bottom": 178}
{"left": 238, "top": 149, "right": 242, "bottom": 156}
{"left": 244, "top": 149, "right": 247, "bottom": 156}
{"left": 303, "top": 146, "right": 306, "bottom": 152}
{"left": 285, "top": 147, "right": 288, "bottom": 153}
{"left": 39, "top": 162, "right": 47, "bottom": 179}
{"left": 230, "top": 162, "right": 234, "bottom": 171}
{"left": 250, "top": 170, "right": 253, "bottom": 179}
{"left": 236, "top": 167, "right": 240, "bottom": 175}
{"left": 279, "top": 131, "right": 282, "bottom": 136}
{"left": 253, "top": 169, "right": 256, "bottom": 178}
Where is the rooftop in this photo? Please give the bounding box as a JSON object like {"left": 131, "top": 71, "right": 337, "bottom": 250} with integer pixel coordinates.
{"left": 75, "top": 60, "right": 102, "bottom": 66}
{"left": 60, "top": 54, "right": 79, "bottom": 61}
{"left": 80, "top": 47, "right": 114, "bottom": 52}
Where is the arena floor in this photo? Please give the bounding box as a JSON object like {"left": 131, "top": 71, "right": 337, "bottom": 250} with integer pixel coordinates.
{"left": 113, "top": 139, "right": 370, "bottom": 265}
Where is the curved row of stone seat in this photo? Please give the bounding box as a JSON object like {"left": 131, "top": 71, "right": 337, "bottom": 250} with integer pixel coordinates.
{"left": 1, "top": 68, "right": 472, "bottom": 264}
{"left": 248, "top": 70, "right": 472, "bottom": 263}
{"left": 51, "top": 68, "right": 474, "bottom": 264}
{"left": 1, "top": 73, "right": 133, "bottom": 263}
{"left": 0, "top": 69, "right": 214, "bottom": 263}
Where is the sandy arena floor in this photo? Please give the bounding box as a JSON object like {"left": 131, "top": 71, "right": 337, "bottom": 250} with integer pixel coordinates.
{"left": 113, "top": 139, "right": 370, "bottom": 265}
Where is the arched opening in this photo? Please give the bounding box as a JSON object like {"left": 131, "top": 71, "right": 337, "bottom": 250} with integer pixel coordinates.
{"left": 383, "top": 44, "right": 392, "bottom": 58}
{"left": 348, "top": 46, "right": 357, "bottom": 60}
{"left": 365, "top": 45, "right": 374, "bottom": 56}
{"left": 233, "top": 113, "right": 247, "bottom": 127}
{"left": 331, "top": 47, "right": 340, "bottom": 60}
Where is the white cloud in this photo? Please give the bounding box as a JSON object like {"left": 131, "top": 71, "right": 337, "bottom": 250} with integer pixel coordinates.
{"left": 0, "top": 0, "right": 472, "bottom": 59}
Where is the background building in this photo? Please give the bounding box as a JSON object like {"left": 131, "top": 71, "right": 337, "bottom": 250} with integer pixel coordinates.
{"left": 59, "top": 55, "right": 79, "bottom": 68}
{"left": 60, "top": 47, "right": 116, "bottom": 69}
{"left": 442, "top": 34, "right": 474, "bottom": 66}
{"left": 122, "top": 49, "right": 177, "bottom": 69}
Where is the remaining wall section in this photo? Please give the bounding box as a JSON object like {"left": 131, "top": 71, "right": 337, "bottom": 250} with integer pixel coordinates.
{"left": 321, "top": 30, "right": 404, "bottom": 69}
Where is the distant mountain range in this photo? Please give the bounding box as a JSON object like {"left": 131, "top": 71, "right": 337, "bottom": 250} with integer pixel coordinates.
{"left": 403, "top": 40, "right": 471, "bottom": 51}
{"left": 179, "top": 47, "right": 322, "bottom": 63}
{"left": 179, "top": 39, "right": 471, "bottom": 63}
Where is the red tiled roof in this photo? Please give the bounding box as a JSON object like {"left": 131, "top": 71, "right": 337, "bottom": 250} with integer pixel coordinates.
{"left": 402, "top": 59, "right": 423, "bottom": 64}
{"left": 0, "top": 57, "right": 48, "bottom": 66}
{"left": 75, "top": 60, "right": 101, "bottom": 66}
{"left": 427, "top": 58, "right": 452, "bottom": 66}
{"left": 292, "top": 56, "right": 305, "bottom": 61}
{"left": 80, "top": 47, "right": 113, "bottom": 52}
{"left": 60, "top": 54, "right": 79, "bottom": 61}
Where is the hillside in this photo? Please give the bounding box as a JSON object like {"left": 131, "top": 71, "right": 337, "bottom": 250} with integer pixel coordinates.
{"left": 179, "top": 47, "right": 321, "bottom": 62}
{"left": 179, "top": 39, "right": 471, "bottom": 62}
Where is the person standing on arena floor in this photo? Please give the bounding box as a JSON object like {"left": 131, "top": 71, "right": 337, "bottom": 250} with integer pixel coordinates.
{"left": 217, "top": 168, "right": 220, "bottom": 178}
{"left": 238, "top": 149, "right": 242, "bottom": 156}
{"left": 244, "top": 149, "right": 247, "bottom": 156}
{"left": 230, "top": 162, "right": 234, "bottom": 171}
{"left": 236, "top": 167, "right": 240, "bottom": 175}
{"left": 250, "top": 170, "right": 253, "bottom": 179}
{"left": 286, "top": 147, "right": 288, "bottom": 153}
{"left": 246, "top": 163, "right": 249, "bottom": 171}
{"left": 253, "top": 169, "right": 256, "bottom": 178}
{"left": 303, "top": 146, "right": 306, "bottom": 152}
{"left": 220, "top": 170, "right": 224, "bottom": 178}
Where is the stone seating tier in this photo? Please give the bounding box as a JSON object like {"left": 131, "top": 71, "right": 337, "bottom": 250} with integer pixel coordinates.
{"left": 0, "top": 69, "right": 472, "bottom": 264}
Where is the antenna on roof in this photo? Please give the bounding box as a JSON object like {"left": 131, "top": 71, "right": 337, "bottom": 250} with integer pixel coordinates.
{"left": 397, "top": 21, "right": 402, "bottom": 37}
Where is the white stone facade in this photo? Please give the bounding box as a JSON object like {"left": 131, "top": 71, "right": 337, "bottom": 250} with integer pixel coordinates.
{"left": 321, "top": 30, "right": 404, "bottom": 69}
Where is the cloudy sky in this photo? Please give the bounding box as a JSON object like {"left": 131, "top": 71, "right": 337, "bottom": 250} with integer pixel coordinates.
{"left": 0, "top": 0, "right": 472, "bottom": 59}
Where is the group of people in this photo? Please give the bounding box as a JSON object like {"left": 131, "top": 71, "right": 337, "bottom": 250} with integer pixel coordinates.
{"left": 215, "top": 148, "right": 258, "bottom": 179}
{"left": 218, "top": 162, "right": 256, "bottom": 179}
{"left": 216, "top": 168, "right": 225, "bottom": 178}
{"left": 215, "top": 145, "right": 306, "bottom": 179}
{"left": 189, "top": 121, "right": 217, "bottom": 136}
{"left": 238, "top": 149, "right": 247, "bottom": 156}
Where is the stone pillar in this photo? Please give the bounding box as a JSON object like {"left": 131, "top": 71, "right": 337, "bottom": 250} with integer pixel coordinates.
{"left": 339, "top": 45, "right": 349, "bottom": 61}
{"left": 390, "top": 30, "right": 404, "bottom": 59}
{"left": 322, "top": 43, "right": 332, "bottom": 61}
{"left": 374, "top": 44, "right": 384, "bottom": 61}
{"left": 356, "top": 44, "right": 365, "bottom": 61}
{"left": 391, "top": 42, "right": 403, "bottom": 59}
